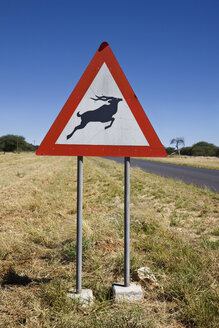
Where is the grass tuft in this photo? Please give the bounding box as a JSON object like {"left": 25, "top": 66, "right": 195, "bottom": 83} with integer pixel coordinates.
{"left": 62, "top": 236, "right": 92, "bottom": 262}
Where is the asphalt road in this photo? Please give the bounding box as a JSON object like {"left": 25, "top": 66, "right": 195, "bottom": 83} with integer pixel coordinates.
{"left": 103, "top": 157, "right": 219, "bottom": 193}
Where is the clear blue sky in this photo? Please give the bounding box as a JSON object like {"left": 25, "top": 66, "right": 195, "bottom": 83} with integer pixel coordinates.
{"left": 0, "top": 0, "right": 218, "bottom": 147}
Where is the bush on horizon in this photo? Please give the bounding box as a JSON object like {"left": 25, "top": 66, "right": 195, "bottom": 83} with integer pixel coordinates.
{"left": 167, "top": 141, "right": 218, "bottom": 157}
{"left": 0, "top": 134, "right": 38, "bottom": 152}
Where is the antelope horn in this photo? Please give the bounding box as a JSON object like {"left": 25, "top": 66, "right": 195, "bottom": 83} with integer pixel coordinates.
{"left": 90, "top": 95, "right": 113, "bottom": 101}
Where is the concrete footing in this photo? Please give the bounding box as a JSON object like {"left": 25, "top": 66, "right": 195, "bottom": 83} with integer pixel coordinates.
{"left": 67, "top": 289, "right": 94, "bottom": 307}
{"left": 112, "top": 283, "right": 143, "bottom": 302}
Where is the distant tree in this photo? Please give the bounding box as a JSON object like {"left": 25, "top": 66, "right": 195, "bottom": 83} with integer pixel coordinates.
{"left": 0, "top": 135, "right": 37, "bottom": 152}
{"left": 170, "top": 137, "right": 185, "bottom": 155}
{"left": 180, "top": 146, "right": 192, "bottom": 156}
{"left": 190, "top": 141, "right": 218, "bottom": 157}
{"left": 179, "top": 142, "right": 219, "bottom": 157}
{"left": 165, "top": 147, "right": 175, "bottom": 155}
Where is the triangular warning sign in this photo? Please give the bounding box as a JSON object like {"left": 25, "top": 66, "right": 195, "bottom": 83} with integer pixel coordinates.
{"left": 36, "top": 42, "right": 167, "bottom": 157}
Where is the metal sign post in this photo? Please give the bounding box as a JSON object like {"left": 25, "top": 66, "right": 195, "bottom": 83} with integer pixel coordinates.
{"left": 112, "top": 156, "right": 143, "bottom": 302}
{"left": 66, "top": 156, "right": 93, "bottom": 304}
{"left": 76, "top": 156, "right": 83, "bottom": 293}
{"left": 124, "top": 157, "right": 130, "bottom": 287}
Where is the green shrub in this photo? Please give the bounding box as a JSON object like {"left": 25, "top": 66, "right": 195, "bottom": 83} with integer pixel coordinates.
{"left": 190, "top": 142, "right": 218, "bottom": 157}
{"left": 0, "top": 134, "right": 37, "bottom": 152}
{"left": 62, "top": 237, "right": 92, "bottom": 262}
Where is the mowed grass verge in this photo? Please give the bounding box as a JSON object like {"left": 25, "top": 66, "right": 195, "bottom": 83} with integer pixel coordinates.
{"left": 0, "top": 153, "right": 218, "bottom": 328}
{"left": 137, "top": 156, "right": 219, "bottom": 170}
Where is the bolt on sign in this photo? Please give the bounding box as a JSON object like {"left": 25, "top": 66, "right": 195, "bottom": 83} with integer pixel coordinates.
{"left": 36, "top": 42, "right": 166, "bottom": 301}
{"left": 36, "top": 42, "right": 166, "bottom": 157}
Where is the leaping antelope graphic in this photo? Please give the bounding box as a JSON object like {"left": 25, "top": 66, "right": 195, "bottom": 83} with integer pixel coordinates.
{"left": 66, "top": 95, "right": 123, "bottom": 140}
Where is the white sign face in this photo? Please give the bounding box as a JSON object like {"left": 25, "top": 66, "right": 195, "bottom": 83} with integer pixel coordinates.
{"left": 56, "top": 63, "right": 149, "bottom": 146}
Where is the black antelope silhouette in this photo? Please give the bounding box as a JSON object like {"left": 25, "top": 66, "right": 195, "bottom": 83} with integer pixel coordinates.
{"left": 66, "top": 95, "right": 123, "bottom": 139}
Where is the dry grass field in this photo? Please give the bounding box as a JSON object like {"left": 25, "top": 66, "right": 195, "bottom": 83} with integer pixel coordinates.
{"left": 138, "top": 156, "right": 219, "bottom": 170}
{"left": 0, "top": 152, "right": 218, "bottom": 327}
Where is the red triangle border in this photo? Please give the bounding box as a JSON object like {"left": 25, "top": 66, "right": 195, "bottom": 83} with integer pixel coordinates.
{"left": 36, "top": 42, "right": 167, "bottom": 157}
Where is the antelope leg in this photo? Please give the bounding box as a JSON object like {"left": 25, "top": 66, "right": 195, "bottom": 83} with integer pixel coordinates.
{"left": 105, "top": 117, "right": 115, "bottom": 130}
